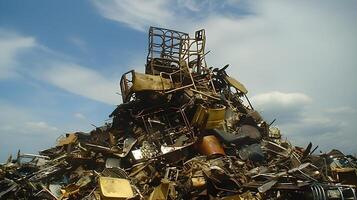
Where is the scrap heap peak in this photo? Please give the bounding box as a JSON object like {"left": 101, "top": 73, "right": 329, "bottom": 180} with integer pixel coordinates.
{"left": 1, "top": 27, "right": 356, "bottom": 200}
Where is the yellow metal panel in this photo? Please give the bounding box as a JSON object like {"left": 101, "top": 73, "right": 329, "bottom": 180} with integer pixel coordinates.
{"left": 224, "top": 76, "right": 248, "bottom": 94}
{"left": 131, "top": 72, "right": 173, "bottom": 92}
{"left": 99, "top": 177, "right": 134, "bottom": 199}
{"left": 57, "top": 133, "right": 77, "bottom": 147}
{"left": 192, "top": 104, "right": 226, "bottom": 129}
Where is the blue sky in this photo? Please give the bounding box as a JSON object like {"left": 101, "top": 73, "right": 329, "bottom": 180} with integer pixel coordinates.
{"left": 1, "top": 0, "right": 357, "bottom": 161}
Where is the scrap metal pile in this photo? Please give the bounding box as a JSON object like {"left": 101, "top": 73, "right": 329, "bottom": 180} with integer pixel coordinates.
{"left": 1, "top": 27, "right": 356, "bottom": 200}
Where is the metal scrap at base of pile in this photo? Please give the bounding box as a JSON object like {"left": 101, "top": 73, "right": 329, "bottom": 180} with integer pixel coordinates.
{"left": 1, "top": 26, "right": 356, "bottom": 200}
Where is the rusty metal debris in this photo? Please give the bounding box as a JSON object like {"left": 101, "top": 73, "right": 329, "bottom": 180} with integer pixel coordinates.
{"left": 1, "top": 27, "right": 356, "bottom": 199}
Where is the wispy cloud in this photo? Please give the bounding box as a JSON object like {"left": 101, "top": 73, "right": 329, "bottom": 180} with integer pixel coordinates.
{"left": 69, "top": 36, "right": 88, "bottom": 53}
{"left": 0, "top": 101, "right": 60, "bottom": 160}
{"left": 91, "top": 0, "right": 244, "bottom": 32}
{"left": 92, "top": 0, "right": 172, "bottom": 31}
{"left": 25, "top": 121, "right": 58, "bottom": 132}
{"left": 0, "top": 29, "right": 37, "bottom": 79}
{"left": 325, "top": 106, "right": 357, "bottom": 114}
{"left": 0, "top": 29, "right": 120, "bottom": 105}
{"left": 41, "top": 62, "right": 120, "bottom": 105}
{"left": 0, "top": 101, "right": 59, "bottom": 136}
{"left": 74, "top": 112, "right": 86, "bottom": 120}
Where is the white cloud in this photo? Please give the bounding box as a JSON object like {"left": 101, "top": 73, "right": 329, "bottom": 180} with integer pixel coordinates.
{"left": 25, "top": 121, "right": 58, "bottom": 132}
{"left": 197, "top": 1, "right": 357, "bottom": 99}
{"left": 0, "top": 29, "right": 121, "bottom": 105}
{"left": 0, "top": 102, "right": 60, "bottom": 160}
{"left": 325, "top": 106, "right": 357, "bottom": 114}
{"left": 249, "top": 91, "right": 356, "bottom": 154}
{"left": 69, "top": 36, "right": 88, "bottom": 52}
{"left": 92, "top": 0, "right": 171, "bottom": 31}
{"left": 74, "top": 112, "right": 86, "bottom": 120}
{"left": 0, "top": 30, "right": 36, "bottom": 79}
{"left": 250, "top": 91, "right": 311, "bottom": 124}
{"left": 251, "top": 91, "right": 311, "bottom": 108}
{"left": 178, "top": 0, "right": 201, "bottom": 12}
{"left": 41, "top": 62, "right": 120, "bottom": 105}
{"left": 0, "top": 102, "right": 58, "bottom": 136}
